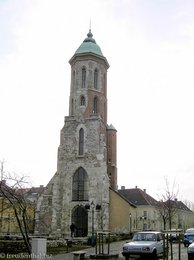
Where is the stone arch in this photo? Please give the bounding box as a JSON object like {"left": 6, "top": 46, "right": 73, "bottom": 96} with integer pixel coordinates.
{"left": 72, "top": 205, "right": 88, "bottom": 237}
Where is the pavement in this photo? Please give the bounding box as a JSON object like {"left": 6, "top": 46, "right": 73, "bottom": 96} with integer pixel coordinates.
{"left": 47, "top": 240, "right": 188, "bottom": 260}
{"left": 48, "top": 240, "right": 125, "bottom": 260}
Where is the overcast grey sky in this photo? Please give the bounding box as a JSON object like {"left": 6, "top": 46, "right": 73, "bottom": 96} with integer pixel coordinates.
{"left": 1, "top": 0, "right": 194, "bottom": 203}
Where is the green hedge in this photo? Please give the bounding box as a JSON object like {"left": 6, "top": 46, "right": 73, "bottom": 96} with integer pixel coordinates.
{"left": 0, "top": 241, "right": 27, "bottom": 254}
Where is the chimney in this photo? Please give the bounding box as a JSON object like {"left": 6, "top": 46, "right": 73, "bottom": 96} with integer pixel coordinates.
{"left": 135, "top": 185, "right": 138, "bottom": 189}
{"left": 121, "top": 186, "right": 125, "bottom": 190}
{"left": 0, "top": 180, "right": 6, "bottom": 185}
{"left": 143, "top": 189, "right": 146, "bottom": 193}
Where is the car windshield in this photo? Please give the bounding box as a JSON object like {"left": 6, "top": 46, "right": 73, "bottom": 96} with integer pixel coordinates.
{"left": 132, "top": 233, "right": 157, "bottom": 241}
{"left": 187, "top": 235, "right": 194, "bottom": 241}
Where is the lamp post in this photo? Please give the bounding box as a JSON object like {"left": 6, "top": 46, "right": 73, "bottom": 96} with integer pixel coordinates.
{"left": 85, "top": 201, "right": 101, "bottom": 247}
{"left": 91, "top": 201, "right": 95, "bottom": 246}
{"left": 7, "top": 213, "right": 10, "bottom": 234}
{"left": 129, "top": 213, "right": 132, "bottom": 238}
{"left": 140, "top": 216, "right": 146, "bottom": 231}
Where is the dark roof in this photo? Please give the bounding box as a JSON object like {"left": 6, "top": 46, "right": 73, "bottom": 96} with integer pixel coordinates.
{"left": 13, "top": 186, "right": 44, "bottom": 203}
{"left": 0, "top": 180, "right": 14, "bottom": 196}
{"left": 110, "top": 187, "right": 136, "bottom": 208}
{"left": 25, "top": 186, "right": 44, "bottom": 195}
{"left": 160, "top": 199, "right": 192, "bottom": 212}
{"left": 118, "top": 188, "right": 159, "bottom": 207}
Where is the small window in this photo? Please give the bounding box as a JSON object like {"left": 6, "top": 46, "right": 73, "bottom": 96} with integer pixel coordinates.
{"left": 93, "top": 97, "right": 98, "bottom": 114}
{"left": 82, "top": 67, "right": 86, "bottom": 88}
{"left": 143, "top": 211, "right": 147, "bottom": 218}
{"left": 80, "top": 96, "right": 85, "bottom": 106}
{"left": 94, "top": 69, "right": 98, "bottom": 89}
{"left": 79, "top": 128, "right": 84, "bottom": 155}
{"left": 73, "top": 70, "right": 75, "bottom": 87}
{"left": 71, "top": 99, "right": 74, "bottom": 115}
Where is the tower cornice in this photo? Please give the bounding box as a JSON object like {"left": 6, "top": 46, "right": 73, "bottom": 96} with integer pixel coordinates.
{"left": 69, "top": 52, "right": 109, "bottom": 69}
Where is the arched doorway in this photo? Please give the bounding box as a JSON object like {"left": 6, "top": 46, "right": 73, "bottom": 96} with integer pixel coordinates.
{"left": 72, "top": 206, "right": 88, "bottom": 237}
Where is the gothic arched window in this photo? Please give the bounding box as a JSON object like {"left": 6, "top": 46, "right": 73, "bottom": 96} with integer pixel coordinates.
{"left": 71, "top": 98, "right": 74, "bottom": 115}
{"left": 79, "top": 128, "right": 84, "bottom": 155}
{"left": 72, "top": 167, "right": 88, "bottom": 201}
{"left": 93, "top": 97, "right": 98, "bottom": 114}
{"left": 94, "top": 68, "right": 98, "bottom": 89}
{"left": 82, "top": 67, "right": 86, "bottom": 88}
{"left": 73, "top": 70, "right": 75, "bottom": 87}
{"left": 80, "top": 96, "right": 85, "bottom": 106}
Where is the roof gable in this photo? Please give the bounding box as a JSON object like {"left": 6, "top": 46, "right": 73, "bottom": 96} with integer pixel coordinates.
{"left": 118, "top": 188, "right": 159, "bottom": 207}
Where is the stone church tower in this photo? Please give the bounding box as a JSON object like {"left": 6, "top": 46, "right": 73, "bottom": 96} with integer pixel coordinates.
{"left": 36, "top": 30, "right": 117, "bottom": 237}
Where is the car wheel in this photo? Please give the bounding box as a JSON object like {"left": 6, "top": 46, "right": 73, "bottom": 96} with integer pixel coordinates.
{"left": 151, "top": 250, "right": 157, "bottom": 260}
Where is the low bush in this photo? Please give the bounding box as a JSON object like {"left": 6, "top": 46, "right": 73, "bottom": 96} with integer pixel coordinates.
{"left": 0, "top": 241, "right": 26, "bottom": 254}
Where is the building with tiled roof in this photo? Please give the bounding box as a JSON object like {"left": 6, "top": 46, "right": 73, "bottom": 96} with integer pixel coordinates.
{"left": 118, "top": 186, "right": 159, "bottom": 207}
{"left": 118, "top": 186, "right": 160, "bottom": 231}
{"left": 22, "top": 185, "right": 44, "bottom": 203}
{"left": 109, "top": 188, "right": 136, "bottom": 234}
{"left": 118, "top": 186, "right": 194, "bottom": 232}
{"left": 159, "top": 199, "right": 194, "bottom": 230}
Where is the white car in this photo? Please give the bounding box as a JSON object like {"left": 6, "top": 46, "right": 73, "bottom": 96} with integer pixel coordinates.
{"left": 188, "top": 242, "right": 194, "bottom": 260}
{"left": 122, "top": 231, "right": 164, "bottom": 260}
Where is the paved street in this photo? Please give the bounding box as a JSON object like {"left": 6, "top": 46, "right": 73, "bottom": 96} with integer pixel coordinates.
{"left": 48, "top": 240, "right": 124, "bottom": 260}
{"left": 48, "top": 241, "right": 188, "bottom": 260}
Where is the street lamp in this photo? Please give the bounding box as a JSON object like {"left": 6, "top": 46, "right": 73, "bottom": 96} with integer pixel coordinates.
{"left": 91, "top": 201, "right": 95, "bottom": 246}
{"left": 140, "top": 216, "right": 146, "bottom": 230}
{"left": 129, "top": 213, "right": 132, "bottom": 238}
{"left": 85, "top": 201, "right": 101, "bottom": 246}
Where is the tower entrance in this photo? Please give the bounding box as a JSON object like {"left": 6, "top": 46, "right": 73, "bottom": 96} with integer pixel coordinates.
{"left": 72, "top": 206, "right": 88, "bottom": 237}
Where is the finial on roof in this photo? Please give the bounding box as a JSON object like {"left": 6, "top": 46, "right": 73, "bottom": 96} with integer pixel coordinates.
{"left": 87, "top": 29, "right": 93, "bottom": 38}
{"left": 89, "top": 18, "right": 91, "bottom": 31}
{"left": 82, "top": 18, "right": 95, "bottom": 42}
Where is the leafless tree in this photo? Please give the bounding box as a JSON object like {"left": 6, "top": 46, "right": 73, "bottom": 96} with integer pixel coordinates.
{"left": 0, "top": 161, "right": 33, "bottom": 254}
{"left": 157, "top": 177, "right": 179, "bottom": 230}
{"left": 183, "top": 199, "right": 194, "bottom": 211}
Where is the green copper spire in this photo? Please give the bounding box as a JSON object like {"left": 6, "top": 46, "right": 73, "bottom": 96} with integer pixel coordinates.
{"left": 75, "top": 30, "right": 103, "bottom": 57}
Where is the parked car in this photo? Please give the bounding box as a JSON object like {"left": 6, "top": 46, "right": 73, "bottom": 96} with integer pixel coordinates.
{"left": 187, "top": 242, "right": 194, "bottom": 259}
{"left": 186, "top": 228, "right": 194, "bottom": 234}
{"left": 122, "top": 231, "right": 164, "bottom": 260}
{"left": 168, "top": 232, "right": 178, "bottom": 242}
{"left": 184, "top": 233, "right": 194, "bottom": 247}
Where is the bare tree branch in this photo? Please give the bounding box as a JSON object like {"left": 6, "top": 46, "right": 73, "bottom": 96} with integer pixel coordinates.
{"left": 0, "top": 161, "right": 33, "bottom": 254}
